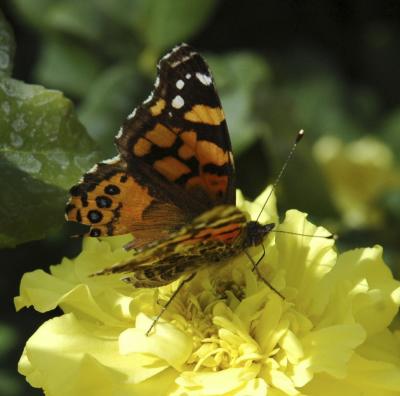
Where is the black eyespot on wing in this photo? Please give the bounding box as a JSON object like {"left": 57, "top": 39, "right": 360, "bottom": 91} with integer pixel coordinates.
{"left": 104, "top": 184, "right": 120, "bottom": 195}
{"left": 90, "top": 228, "right": 101, "bottom": 237}
{"left": 88, "top": 210, "right": 103, "bottom": 223}
{"left": 96, "top": 196, "right": 113, "bottom": 208}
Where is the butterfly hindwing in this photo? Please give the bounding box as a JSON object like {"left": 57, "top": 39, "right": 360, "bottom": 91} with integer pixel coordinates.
{"left": 96, "top": 205, "right": 248, "bottom": 287}
{"left": 66, "top": 158, "right": 188, "bottom": 246}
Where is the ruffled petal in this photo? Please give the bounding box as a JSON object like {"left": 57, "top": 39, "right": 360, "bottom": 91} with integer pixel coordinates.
{"left": 19, "top": 313, "right": 178, "bottom": 396}
{"left": 16, "top": 187, "right": 400, "bottom": 396}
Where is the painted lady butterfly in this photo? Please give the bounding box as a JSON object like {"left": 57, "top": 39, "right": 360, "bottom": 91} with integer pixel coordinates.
{"left": 66, "top": 44, "right": 277, "bottom": 300}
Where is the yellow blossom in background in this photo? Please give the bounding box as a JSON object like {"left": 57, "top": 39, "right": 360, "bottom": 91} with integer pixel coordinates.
{"left": 313, "top": 135, "right": 400, "bottom": 228}
{"left": 15, "top": 187, "right": 400, "bottom": 396}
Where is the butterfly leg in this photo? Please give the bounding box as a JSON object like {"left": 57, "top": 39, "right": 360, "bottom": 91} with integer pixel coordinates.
{"left": 146, "top": 272, "right": 197, "bottom": 336}
{"left": 244, "top": 249, "right": 284, "bottom": 299}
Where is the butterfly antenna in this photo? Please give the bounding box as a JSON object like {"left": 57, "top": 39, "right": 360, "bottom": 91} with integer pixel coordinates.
{"left": 256, "top": 130, "right": 304, "bottom": 222}
{"left": 273, "top": 229, "right": 337, "bottom": 239}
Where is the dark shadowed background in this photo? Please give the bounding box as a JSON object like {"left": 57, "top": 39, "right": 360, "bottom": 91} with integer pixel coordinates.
{"left": 1, "top": 1, "right": 399, "bottom": 394}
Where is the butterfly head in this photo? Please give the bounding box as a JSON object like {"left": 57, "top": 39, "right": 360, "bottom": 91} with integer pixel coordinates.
{"left": 245, "top": 221, "right": 275, "bottom": 247}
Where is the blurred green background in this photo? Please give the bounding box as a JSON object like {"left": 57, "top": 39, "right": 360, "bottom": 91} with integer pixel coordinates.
{"left": 1, "top": 0, "right": 399, "bottom": 394}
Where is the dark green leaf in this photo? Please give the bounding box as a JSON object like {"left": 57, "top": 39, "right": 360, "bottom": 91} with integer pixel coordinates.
{"left": 44, "top": 1, "right": 104, "bottom": 41}
{"left": 0, "top": 9, "right": 15, "bottom": 76}
{"left": 0, "top": 77, "right": 100, "bottom": 247}
{"left": 0, "top": 323, "right": 17, "bottom": 355}
{"left": 0, "top": 324, "right": 21, "bottom": 395}
{"left": 132, "top": 0, "right": 218, "bottom": 50}
{"left": 208, "top": 52, "right": 271, "bottom": 152}
{"left": 0, "top": 370, "right": 22, "bottom": 396}
{"left": 34, "top": 38, "right": 104, "bottom": 98}
{"left": 92, "top": 0, "right": 143, "bottom": 31}
{"left": 12, "top": 0, "right": 139, "bottom": 61}
{"left": 382, "top": 108, "right": 400, "bottom": 161}
{"left": 277, "top": 144, "right": 339, "bottom": 219}
{"left": 267, "top": 73, "right": 364, "bottom": 142}
{"left": 10, "top": 0, "right": 52, "bottom": 30}
{"left": 79, "top": 62, "right": 149, "bottom": 156}
{"left": 12, "top": 0, "right": 102, "bottom": 40}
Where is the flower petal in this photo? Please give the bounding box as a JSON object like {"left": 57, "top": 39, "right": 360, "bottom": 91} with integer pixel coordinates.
{"left": 119, "top": 313, "right": 192, "bottom": 370}
{"left": 322, "top": 246, "right": 400, "bottom": 335}
{"left": 18, "top": 313, "right": 178, "bottom": 396}
{"left": 176, "top": 366, "right": 259, "bottom": 395}
{"left": 300, "top": 324, "right": 366, "bottom": 378}
{"left": 271, "top": 210, "right": 337, "bottom": 313}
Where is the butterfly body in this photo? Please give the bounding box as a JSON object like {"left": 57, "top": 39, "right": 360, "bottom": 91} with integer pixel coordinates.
{"left": 96, "top": 205, "right": 275, "bottom": 287}
{"left": 66, "top": 43, "right": 275, "bottom": 288}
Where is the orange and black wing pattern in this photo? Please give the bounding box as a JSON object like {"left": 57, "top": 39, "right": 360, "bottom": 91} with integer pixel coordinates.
{"left": 65, "top": 158, "right": 189, "bottom": 246}
{"left": 117, "top": 43, "right": 235, "bottom": 208}
{"left": 66, "top": 44, "right": 235, "bottom": 245}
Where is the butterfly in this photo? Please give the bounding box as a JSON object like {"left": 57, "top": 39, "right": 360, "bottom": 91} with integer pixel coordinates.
{"left": 65, "top": 43, "right": 276, "bottom": 293}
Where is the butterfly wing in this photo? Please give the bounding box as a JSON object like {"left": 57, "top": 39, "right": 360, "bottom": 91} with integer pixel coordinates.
{"left": 66, "top": 158, "right": 190, "bottom": 244}
{"left": 95, "top": 205, "right": 248, "bottom": 287}
{"left": 66, "top": 44, "right": 235, "bottom": 246}
{"left": 117, "top": 43, "right": 235, "bottom": 208}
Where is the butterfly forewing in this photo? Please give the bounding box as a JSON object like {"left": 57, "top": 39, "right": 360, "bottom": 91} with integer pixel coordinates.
{"left": 116, "top": 44, "right": 236, "bottom": 207}
{"left": 66, "top": 44, "right": 235, "bottom": 243}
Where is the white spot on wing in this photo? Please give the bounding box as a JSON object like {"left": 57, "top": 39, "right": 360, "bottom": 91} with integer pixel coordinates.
{"left": 87, "top": 164, "right": 98, "bottom": 174}
{"left": 154, "top": 76, "right": 160, "bottom": 88}
{"left": 186, "top": 73, "right": 191, "bottom": 79}
{"left": 176, "top": 79, "right": 184, "bottom": 89}
{"left": 116, "top": 127, "right": 123, "bottom": 139}
{"left": 171, "top": 55, "right": 192, "bottom": 68}
{"left": 101, "top": 155, "right": 121, "bottom": 165}
{"left": 172, "top": 95, "right": 184, "bottom": 109}
{"left": 196, "top": 72, "right": 212, "bottom": 86}
{"left": 160, "top": 44, "right": 183, "bottom": 62}
{"left": 143, "top": 91, "right": 154, "bottom": 104}
{"left": 127, "top": 108, "right": 137, "bottom": 120}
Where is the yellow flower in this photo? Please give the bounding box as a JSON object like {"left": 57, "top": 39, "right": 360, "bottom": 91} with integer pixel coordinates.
{"left": 16, "top": 187, "right": 400, "bottom": 396}
{"left": 313, "top": 135, "right": 400, "bottom": 228}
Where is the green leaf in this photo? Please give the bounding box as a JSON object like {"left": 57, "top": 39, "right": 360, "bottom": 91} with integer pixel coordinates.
{"left": 12, "top": 0, "right": 102, "bottom": 40}
{"left": 207, "top": 52, "right": 271, "bottom": 153}
{"left": 267, "top": 73, "right": 364, "bottom": 142}
{"left": 9, "top": 0, "right": 54, "bottom": 31}
{"left": 0, "top": 323, "right": 17, "bottom": 356}
{"left": 79, "top": 62, "right": 149, "bottom": 156}
{"left": 34, "top": 38, "right": 104, "bottom": 98}
{"left": 11, "top": 0, "right": 139, "bottom": 61}
{"left": 44, "top": 0, "right": 104, "bottom": 41}
{"left": 0, "top": 77, "right": 101, "bottom": 247}
{"left": 91, "top": 0, "right": 143, "bottom": 30}
{"left": 0, "top": 9, "right": 15, "bottom": 76}
{"left": 131, "top": 0, "right": 218, "bottom": 50}
{"left": 279, "top": 144, "right": 339, "bottom": 219}
{"left": 0, "top": 324, "right": 20, "bottom": 396}
{"left": 0, "top": 370, "right": 22, "bottom": 396}
{"left": 382, "top": 108, "right": 400, "bottom": 161}
{"left": 381, "top": 188, "right": 400, "bottom": 222}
